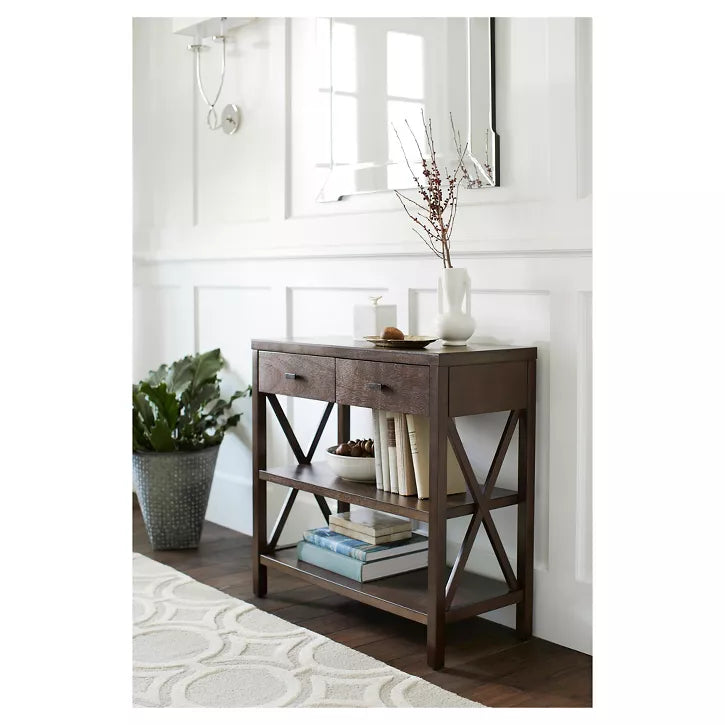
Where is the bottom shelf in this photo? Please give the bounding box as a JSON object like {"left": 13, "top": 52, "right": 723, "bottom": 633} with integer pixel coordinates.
{"left": 260, "top": 548, "right": 522, "bottom": 624}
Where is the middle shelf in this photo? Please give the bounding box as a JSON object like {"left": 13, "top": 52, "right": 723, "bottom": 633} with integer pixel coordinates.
{"left": 259, "top": 462, "right": 519, "bottom": 522}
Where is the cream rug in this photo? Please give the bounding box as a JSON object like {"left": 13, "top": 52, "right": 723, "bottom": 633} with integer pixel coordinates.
{"left": 133, "top": 553, "right": 481, "bottom": 708}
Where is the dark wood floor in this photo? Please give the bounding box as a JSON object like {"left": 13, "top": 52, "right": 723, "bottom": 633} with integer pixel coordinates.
{"left": 133, "top": 502, "right": 592, "bottom": 707}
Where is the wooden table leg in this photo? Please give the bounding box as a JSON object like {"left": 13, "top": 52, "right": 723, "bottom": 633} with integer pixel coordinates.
{"left": 427, "top": 366, "right": 448, "bottom": 669}
{"left": 252, "top": 350, "right": 267, "bottom": 597}
{"left": 337, "top": 403, "right": 351, "bottom": 514}
{"left": 516, "top": 359, "right": 536, "bottom": 637}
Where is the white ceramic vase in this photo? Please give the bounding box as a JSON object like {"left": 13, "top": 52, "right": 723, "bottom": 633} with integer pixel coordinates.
{"left": 435, "top": 267, "right": 475, "bottom": 346}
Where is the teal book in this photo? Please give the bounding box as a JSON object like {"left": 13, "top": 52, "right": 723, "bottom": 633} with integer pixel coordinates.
{"left": 302, "top": 527, "right": 428, "bottom": 562}
{"left": 296, "top": 541, "right": 428, "bottom": 582}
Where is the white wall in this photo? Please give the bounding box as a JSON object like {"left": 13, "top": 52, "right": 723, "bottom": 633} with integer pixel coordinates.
{"left": 133, "top": 17, "right": 592, "bottom": 655}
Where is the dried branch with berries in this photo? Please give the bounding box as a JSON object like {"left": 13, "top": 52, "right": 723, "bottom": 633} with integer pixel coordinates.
{"left": 392, "top": 111, "right": 469, "bottom": 269}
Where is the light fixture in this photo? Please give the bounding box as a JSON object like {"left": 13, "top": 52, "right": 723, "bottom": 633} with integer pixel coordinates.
{"left": 186, "top": 17, "right": 241, "bottom": 135}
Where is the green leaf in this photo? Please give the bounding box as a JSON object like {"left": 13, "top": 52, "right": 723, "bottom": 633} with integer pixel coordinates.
{"left": 167, "top": 356, "right": 195, "bottom": 395}
{"left": 145, "top": 363, "right": 169, "bottom": 387}
{"left": 187, "top": 381, "right": 220, "bottom": 414}
{"left": 148, "top": 417, "right": 176, "bottom": 452}
{"left": 225, "top": 413, "right": 241, "bottom": 429}
{"left": 132, "top": 412, "right": 153, "bottom": 451}
{"left": 190, "top": 349, "right": 224, "bottom": 392}
{"left": 205, "top": 398, "right": 228, "bottom": 418}
{"left": 228, "top": 388, "right": 249, "bottom": 405}
{"left": 139, "top": 381, "right": 179, "bottom": 430}
{"left": 133, "top": 388, "right": 156, "bottom": 430}
{"left": 203, "top": 430, "right": 224, "bottom": 447}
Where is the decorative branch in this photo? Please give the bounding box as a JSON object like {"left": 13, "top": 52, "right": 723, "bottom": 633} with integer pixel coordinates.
{"left": 391, "top": 110, "right": 468, "bottom": 269}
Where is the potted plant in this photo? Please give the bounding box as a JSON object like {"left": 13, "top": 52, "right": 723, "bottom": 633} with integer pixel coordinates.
{"left": 392, "top": 112, "right": 478, "bottom": 346}
{"left": 132, "top": 348, "right": 250, "bottom": 550}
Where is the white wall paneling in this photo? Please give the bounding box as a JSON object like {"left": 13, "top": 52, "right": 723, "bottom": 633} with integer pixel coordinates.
{"left": 133, "top": 285, "right": 195, "bottom": 381}
{"left": 576, "top": 291, "right": 593, "bottom": 585}
{"left": 195, "top": 285, "right": 273, "bottom": 533}
{"left": 575, "top": 18, "right": 593, "bottom": 199}
{"left": 132, "top": 17, "right": 592, "bottom": 654}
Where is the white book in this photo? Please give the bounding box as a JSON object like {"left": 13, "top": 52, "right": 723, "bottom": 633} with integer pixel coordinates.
{"left": 394, "top": 413, "right": 417, "bottom": 496}
{"left": 377, "top": 410, "right": 391, "bottom": 492}
{"left": 329, "top": 509, "right": 412, "bottom": 536}
{"left": 385, "top": 412, "right": 399, "bottom": 494}
{"left": 371, "top": 408, "right": 383, "bottom": 490}
{"left": 406, "top": 414, "right": 467, "bottom": 499}
{"left": 329, "top": 524, "right": 413, "bottom": 545}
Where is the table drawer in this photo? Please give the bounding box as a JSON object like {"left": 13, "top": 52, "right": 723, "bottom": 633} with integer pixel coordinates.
{"left": 336, "top": 359, "right": 429, "bottom": 415}
{"left": 258, "top": 352, "right": 335, "bottom": 401}
{"left": 449, "top": 361, "right": 528, "bottom": 416}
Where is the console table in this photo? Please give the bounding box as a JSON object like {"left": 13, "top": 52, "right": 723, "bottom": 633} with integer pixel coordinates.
{"left": 251, "top": 337, "right": 536, "bottom": 669}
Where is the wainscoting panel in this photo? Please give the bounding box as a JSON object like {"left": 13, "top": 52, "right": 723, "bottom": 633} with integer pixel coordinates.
{"left": 576, "top": 291, "right": 593, "bottom": 585}
{"left": 195, "top": 285, "right": 273, "bottom": 532}
{"left": 133, "top": 285, "right": 194, "bottom": 381}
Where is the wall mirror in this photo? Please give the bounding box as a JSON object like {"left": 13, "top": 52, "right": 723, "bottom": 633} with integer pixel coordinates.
{"left": 316, "top": 17, "right": 499, "bottom": 202}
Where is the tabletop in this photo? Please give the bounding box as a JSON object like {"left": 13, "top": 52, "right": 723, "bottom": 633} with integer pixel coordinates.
{"left": 252, "top": 337, "right": 537, "bottom": 367}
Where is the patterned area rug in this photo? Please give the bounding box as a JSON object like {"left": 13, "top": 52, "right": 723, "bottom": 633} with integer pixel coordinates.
{"left": 133, "top": 553, "right": 481, "bottom": 708}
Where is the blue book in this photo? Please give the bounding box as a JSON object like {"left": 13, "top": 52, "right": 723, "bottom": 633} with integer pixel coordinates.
{"left": 296, "top": 541, "right": 428, "bottom": 582}
{"left": 303, "top": 527, "right": 428, "bottom": 562}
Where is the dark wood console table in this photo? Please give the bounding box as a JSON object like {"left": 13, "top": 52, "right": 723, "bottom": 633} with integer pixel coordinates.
{"left": 251, "top": 337, "right": 536, "bottom": 669}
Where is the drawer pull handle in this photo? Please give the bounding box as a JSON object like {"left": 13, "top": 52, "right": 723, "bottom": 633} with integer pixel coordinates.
{"left": 284, "top": 372, "right": 298, "bottom": 380}
{"left": 365, "top": 382, "right": 384, "bottom": 391}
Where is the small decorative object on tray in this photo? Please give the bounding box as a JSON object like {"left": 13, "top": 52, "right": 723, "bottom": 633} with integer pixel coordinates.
{"left": 381, "top": 326, "right": 405, "bottom": 340}
{"left": 364, "top": 328, "right": 438, "bottom": 349}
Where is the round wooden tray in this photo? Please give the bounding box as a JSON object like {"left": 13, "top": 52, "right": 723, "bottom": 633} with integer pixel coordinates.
{"left": 363, "top": 336, "right": 438, "bottom": 349}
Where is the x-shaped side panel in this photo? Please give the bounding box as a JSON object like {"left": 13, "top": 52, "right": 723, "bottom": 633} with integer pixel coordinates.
{"left": 266, "top": 394, "right": 334, "bottom": 546}
{"left": 445, "top": 412, "right": 520, "bottom": 608}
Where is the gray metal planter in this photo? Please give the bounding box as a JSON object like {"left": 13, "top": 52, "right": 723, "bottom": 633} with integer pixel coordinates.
{"left": 132, "top": 445, "right": 220, "bottom": 550}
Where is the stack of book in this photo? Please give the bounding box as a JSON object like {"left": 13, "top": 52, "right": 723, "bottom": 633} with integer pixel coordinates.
{"left": 370, "top": 410, "right": 468, "bottom": 499}
{"left": 296, "top": 509, "right": 428, "bottom": 582}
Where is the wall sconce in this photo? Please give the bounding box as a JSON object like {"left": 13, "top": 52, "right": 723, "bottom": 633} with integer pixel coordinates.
{"left": 182, "top": 17, "right": 252, "bottom": 135}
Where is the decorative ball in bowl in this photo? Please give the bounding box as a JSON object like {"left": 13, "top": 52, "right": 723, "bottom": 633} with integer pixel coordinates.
{"left": 325, "top": 444, "right": 376, "bottom": 483}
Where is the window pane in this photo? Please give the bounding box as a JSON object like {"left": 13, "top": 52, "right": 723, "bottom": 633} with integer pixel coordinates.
{"left": 332, "top": 94, "right": 358, "bottom": 164}
{"left": 316, "top": 18, "right": 331, "bottom": 89}
{"left": 331, "top": 22, "right": 356, "bottom": 93}
{"left": 387, "top": 31, "right": 424, "bottom": 99}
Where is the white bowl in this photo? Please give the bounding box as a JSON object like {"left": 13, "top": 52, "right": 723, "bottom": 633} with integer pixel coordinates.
{"left": 325, "top": 446, "right": 376, "bottom": 482}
